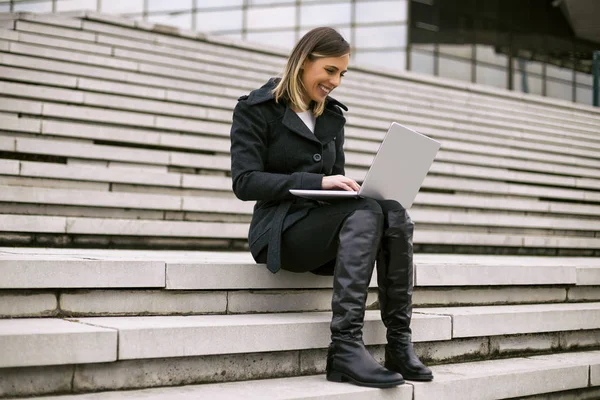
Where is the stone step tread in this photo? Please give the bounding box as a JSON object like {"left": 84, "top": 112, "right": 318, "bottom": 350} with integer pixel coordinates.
{"left": 1, "top": 248, "right": 598, "bottom": 289}
{"left": 8, "top": 12, "right": 600, "bottom": 123}
{"left": 4, "top": 185, "right": 600, "bottom": 229}
{"left": 0, "top": 318, "right": 117, "bottom": 368}
{"left": 2, "top": 50, "right": 598, "bottom": 151}
{"left": 10, "top": 351, "right": 600, "bottom": 400}
{"left": 5, "top": 158, "right": 600, "bottom": 208}
{"left": 2, "top": 304, "right": 600, "bottom": 367}
{"left": 0, "top": 311, "right": 450, "bottom": 366}
{"left": 3, "top": 99, "right": 600, "bottom": 177}
{"left": 6, "top": 18, "right": 600, "bottom": 135}
{"left": 2, "top": 55, "right": 599, "bottom": 143}
{"left": 2, "top": 214, "right": 600, "bottom": 250}
{"left": 1, "top": 39, "right": 599, "bottom": 147}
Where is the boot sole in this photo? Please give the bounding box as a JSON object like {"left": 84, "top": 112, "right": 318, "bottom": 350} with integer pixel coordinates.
{"left": 403, "top": 374, "right": 434, "bottom": 382}
{"left": 326, "top": 371, "right": 405, "bottom": 388}
{"left": 384, "top": 362, "right": 434, "bottom": 382}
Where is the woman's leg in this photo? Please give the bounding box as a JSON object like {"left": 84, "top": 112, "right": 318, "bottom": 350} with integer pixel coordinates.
{"left": 265, "top": 198, "right": 404, "bottom": 388}
{"left": 376, "top": 200, "right": 433, "bottom": 381}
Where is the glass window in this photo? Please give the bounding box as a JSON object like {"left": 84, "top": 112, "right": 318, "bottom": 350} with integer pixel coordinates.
{"left": 246, "top": 30, "right": 296, "bottom": 49}
{"left": 410, "top": 49, "right": 434, "bottom": 75}
{"left": 355, "top": 0, "right": 407, "bottom": 24}
{"left": 546, "top": 64, "right": 573, "bottom": 82}
{"left": 476, "top": 65, "right": 506, "bottom": 89}
{"left": 148, "top": 0, "right": 191, "bottom": 13}
{"left": 14, "top": 1, "right": 53, "bottom": 12}
{"left": 576, "top": 71, "right": 592, "bottom": 85}
{"left": 300, "top": 2, "right": 351, "bottom": 27}
{"left": 546, "top": 79, "right": 573, "bottom": 102}
{"left": 196, "top": 9, "right": 243, "bottom": 32}
{"left": 353, "top": 50, "right": 406, "bottom": 71}
{"left": 0, "top": 3, "right": 9, "bottom": 12}
{"left": 438, "top": 55, "right": 471, "bottom": 82}
{"left": 221, "top": 32, "right": 243, "bottom": 40}
{"left": 250, "top": 0, "right": 295, "bottom": 4}
{"left": 100, "top": 0, "right": 143, "bottom": 14}
{"left": 513, "top": 72, "right": 543, "bottom": 96}
{"left": 197, "top": 0, "right": 243, "bottom": 7}
{"left": 56, "top": 0, "right": 98, "bottom": 12}
{"left": 476, "top": 45, "right": 507, "bottom": 67}
{"left": 354, "top": 24, "right": 407, "bottom": 49}
{"left": 247, "top": 6, "right": 295, "bottom": 30}
{"left": 438, "top": 44, "right": 472, "bottom": 60}
{"left": 148, "top": 13, "right": 192, "bottom": 30}
{"left": 513, "top": 58, "right": 543, "bottom": 74}
{"left": 575, "top": 85, "right": 593, "bottom": 106}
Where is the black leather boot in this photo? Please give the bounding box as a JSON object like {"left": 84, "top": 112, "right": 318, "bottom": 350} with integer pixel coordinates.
{"left": 377, "top": 209, "right": 433, "bottom": 381}
{"left": 326, "top": 210, "right": 405, "bottom": 388}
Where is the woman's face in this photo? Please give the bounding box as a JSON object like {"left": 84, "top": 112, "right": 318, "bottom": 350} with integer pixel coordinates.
{"left": 301, "top": 53, "right": 349, "bottom": 104}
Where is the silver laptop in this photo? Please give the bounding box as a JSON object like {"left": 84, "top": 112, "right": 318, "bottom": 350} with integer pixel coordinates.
{"left": 289, "top": 122, "right": 441, "bottom": 208}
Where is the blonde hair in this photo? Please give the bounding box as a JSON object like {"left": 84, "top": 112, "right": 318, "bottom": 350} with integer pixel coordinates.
{"left": 273, "top": 27, "right": 350, "bottom": 117}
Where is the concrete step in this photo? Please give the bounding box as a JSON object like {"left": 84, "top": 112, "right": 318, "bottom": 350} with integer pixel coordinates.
{"left": 3, "top": 213, "right": 600, "bottom": 250}
{"left": 3, "top": 351, "right": 600, "bottom": 400}
{"left": 0, "top": 311, "right": 450, "bottom": 368}
{"left": 1, "top": 32, "right": 594, "bottom": 145}
{"left": 6, "top": 18, "right": 600, "bottom": 136}
{"left": 8, "top": 12, "right": 600, "bottom": 127}
{"left": 3, "top": 185, "right": 600, "bottom": 232}
{"left": 4, "top": 158, "right": 600, "bottom": 217}
{"left": 3, "top": 249, "right": 597, "bottom": 289}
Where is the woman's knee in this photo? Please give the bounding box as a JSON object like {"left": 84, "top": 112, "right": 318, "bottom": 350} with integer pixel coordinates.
{"left": 353, "top": 197, "right": 383, "bottom": 214}
{"left": 377, "top": 199, "right": 405, "bottom": 214}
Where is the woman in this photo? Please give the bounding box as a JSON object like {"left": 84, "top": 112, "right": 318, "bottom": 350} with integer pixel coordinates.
{"left": 230, "top": 27, "right": 432, "bottom": 388}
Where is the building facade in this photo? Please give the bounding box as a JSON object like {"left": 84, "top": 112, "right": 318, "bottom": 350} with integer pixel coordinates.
{"left": 1, "top": 0, "right": 597, "bottom": 106}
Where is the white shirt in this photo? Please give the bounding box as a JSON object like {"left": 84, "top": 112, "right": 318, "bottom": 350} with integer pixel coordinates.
{"left": 296, "top": 110, "right": 316, "bottom": 133}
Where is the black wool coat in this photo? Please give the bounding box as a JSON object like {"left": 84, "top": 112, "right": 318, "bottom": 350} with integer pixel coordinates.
{"left": 230, "top": 78, "right": 348, "bottom": 273}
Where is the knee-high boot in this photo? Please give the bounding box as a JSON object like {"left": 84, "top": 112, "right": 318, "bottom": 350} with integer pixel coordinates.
{"left": 326, "top": 210, "right": 404, "bottom": 388}
{"left": 377, "top": 209, "right": 433, "bottom": 381}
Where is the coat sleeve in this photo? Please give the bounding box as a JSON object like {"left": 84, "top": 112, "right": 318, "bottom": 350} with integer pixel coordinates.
{"left": 230, "top": 100, "right": 324, "bottom": 201}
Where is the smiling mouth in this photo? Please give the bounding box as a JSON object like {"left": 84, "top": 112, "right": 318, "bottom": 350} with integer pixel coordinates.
{"left": 318, "top": 84, "right": 333, "bottom": 95}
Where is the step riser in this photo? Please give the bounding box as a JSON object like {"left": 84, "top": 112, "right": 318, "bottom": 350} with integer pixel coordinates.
{"left": 4, "top": 287, "right": 600, "bottom": 318}
{"left": 1, "top": 333, "right": 598, "bottom": 398}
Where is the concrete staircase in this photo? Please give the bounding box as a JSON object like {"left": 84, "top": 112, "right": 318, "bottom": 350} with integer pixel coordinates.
{"left": 0, "top": 11, "right": 599, "bottom": 399}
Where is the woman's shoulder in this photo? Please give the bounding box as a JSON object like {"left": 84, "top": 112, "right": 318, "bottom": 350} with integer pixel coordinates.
{"left": 237, "top": 78, "right": 279, "bottom": 106}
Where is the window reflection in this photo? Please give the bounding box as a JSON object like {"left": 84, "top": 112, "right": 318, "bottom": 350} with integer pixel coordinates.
{"left": 575, "top": 85, "right": 593, "bottom": 105}
{"left": 356, "top": 0, "right": 407, "bottom": 24}
{"left": 410, "top": 49, "right": 434, "bottom": 75}
{"left": 546, "top": 79, "right": 573, "bottom": 102}
{"left": 14, "top": 1, "right": 53, "bottom": 12}
{"left": 354, "top": 50, "right": 406, "bottom": 71}
{"left": 438, "top": 56, "right": 471, "bottom": 82}
{"left": 546, "top": 64, "right": 573, "bottom": 81}
{"left": 246, "top": 30, "right": 296, "bottom": 49}
{"left": 354, "top": 25, "right": 407, "bottom": 49}
{"left": 576, "top": 71, "right": 592, "bottom": 85}
{"left": 438, "top": 44, "right": 472, "bottom": 59}
{"left": 513, "top": 72, "right": 543, "bottom": 96}
{"left": 476, "top": 45, "right": 506, "bottom": 67}
{"left": 100, "top": 0, "right": 143, "bottom": 14}
{"left": 148, "top": 0, "right": 191, "bottom": 13}
{"left": 476, "top": 65, "right": 505, "bottom": 88}
{"left": 196, "top": 9, "right": 243, "bottom": 32}
{"left": 56, "top": 0, "right": 98, "bottom": 12}
{"left": 247, "top": 6, "right": 295, "bottom": 30}
{"left": 300, "top": 3, "right": 351, "bottom": 27}
{"left": 148, "top": 13, "right": 192, "bottom": 30}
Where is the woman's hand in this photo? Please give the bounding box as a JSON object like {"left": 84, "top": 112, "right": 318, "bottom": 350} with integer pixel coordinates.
{"left": 322, "top": 175, "right": 361, "bottom": 191}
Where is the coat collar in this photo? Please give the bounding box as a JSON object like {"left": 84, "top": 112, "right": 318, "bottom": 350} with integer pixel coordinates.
{"left": 245, "top": 78, "right": 347, "bottom": 144}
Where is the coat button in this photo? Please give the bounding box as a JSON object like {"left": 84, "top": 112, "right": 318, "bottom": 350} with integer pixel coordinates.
{"left": 313, "top": 154, "right": 322, "bottom": 162}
